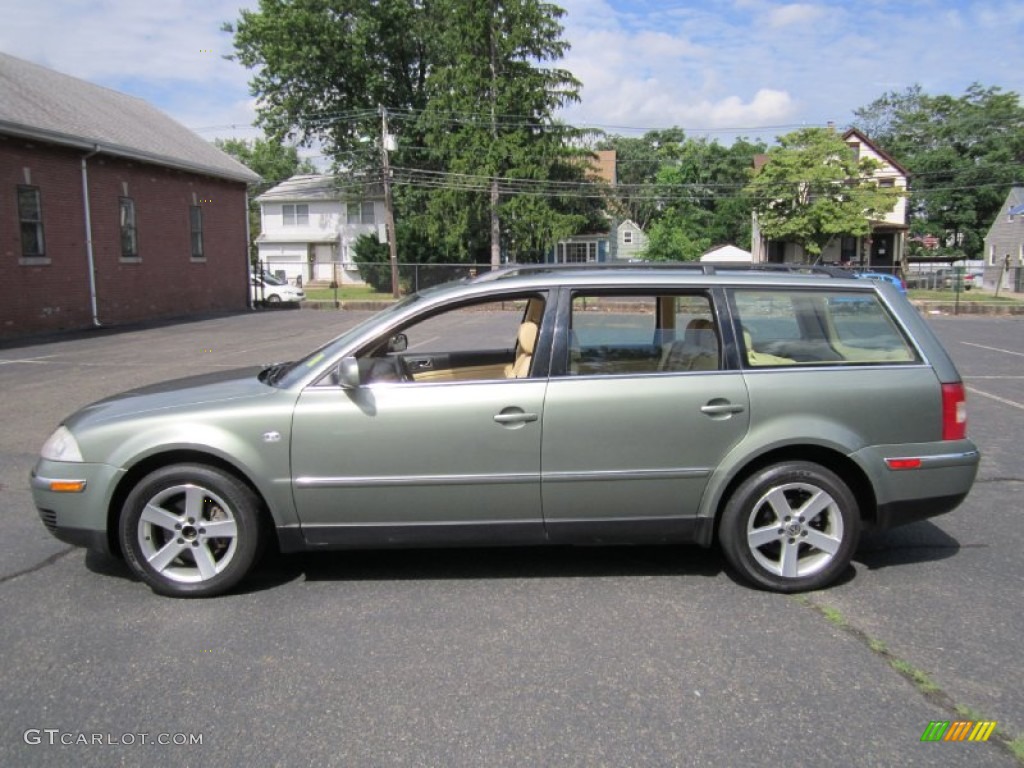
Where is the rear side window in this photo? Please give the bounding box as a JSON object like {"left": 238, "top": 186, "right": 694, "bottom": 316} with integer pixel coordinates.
{"left": 732, "top": 290, "right": 918, "bottom": 367}
{"left": 568, "top": 293, "right": 719, "bottom": 375}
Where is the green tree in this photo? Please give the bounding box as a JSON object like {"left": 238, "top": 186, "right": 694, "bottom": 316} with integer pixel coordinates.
{"left": 605, "top": 132, "right": 764, "bottom": 261}
{"left": 746, "top": 127, "right": 900, "bottom": 259}
{"left": 215, "top": 136, "right": 317, "bottom": 260}
{"left": 852, "top": 84, "right": 1024, "bottom": 258}
{"left": 226, "top": 0, "right": 593, "bottom": 266}
{"left": 224, "top": 0, "right": 433, "bottom": 160}
{"left": 597, "top": 128, "right": 687, "bottom": 231}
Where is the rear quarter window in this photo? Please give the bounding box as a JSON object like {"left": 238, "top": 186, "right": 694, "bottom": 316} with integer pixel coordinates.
{"left": 732, "top": 289, "right": 918, "bottom": 367}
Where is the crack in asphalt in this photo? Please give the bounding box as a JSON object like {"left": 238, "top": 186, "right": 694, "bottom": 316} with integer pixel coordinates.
{"left": 799, "top": 596, "right": 1023, "bottom": 765}
{"left": 0, "top": 546, "right": 75, "bottom": 586}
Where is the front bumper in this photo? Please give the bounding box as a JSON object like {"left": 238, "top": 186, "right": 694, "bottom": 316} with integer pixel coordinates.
{"left": 30, "top": 459, "right": 125, "bottom": 556}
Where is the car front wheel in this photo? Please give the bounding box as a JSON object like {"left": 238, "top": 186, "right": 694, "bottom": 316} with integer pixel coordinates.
{"left": 119, "top": 464, "right": 263, "bottom": 597}
{"left": 719, "top": 461, "right": 860, "bottom": 592}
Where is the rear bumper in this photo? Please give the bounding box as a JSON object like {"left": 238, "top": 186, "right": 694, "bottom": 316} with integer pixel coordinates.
{"left": 852, "top": 440, "right": 980, "bottom": 531}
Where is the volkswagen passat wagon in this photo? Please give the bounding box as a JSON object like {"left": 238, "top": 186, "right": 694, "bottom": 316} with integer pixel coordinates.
{"left": 32, "top": 265, "right": 979, "bottom": 597}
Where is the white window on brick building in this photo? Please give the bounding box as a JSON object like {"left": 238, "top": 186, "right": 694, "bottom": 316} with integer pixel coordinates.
{"left": 120, "top": 197, "right": 138, "bottom": 259}
{"left": 190, "top": 205, "right": 204, "bottom": 260}
{"left": 18, "top": 185, "right": 45, "bottom": 258}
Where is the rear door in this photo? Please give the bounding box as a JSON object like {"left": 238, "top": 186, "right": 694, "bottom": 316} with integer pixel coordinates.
{"left": 540, "top": 288, "right": 750, "bottom": 541}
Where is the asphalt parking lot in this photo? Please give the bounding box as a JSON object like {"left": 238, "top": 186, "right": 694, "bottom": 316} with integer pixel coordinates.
{"left": 0, "top": 309, "right": 1021, "bottom": 767}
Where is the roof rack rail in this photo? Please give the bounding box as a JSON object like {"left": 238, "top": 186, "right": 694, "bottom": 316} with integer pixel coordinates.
{"left": 468, "top": 261, "right": 857, "bottom": 283}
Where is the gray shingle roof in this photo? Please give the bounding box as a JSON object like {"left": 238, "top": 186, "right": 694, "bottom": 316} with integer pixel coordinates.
{"left": 256, "top": 174, "right": 383, "bottom": 202}
{"left": 0, "top": 52, "right": 259, "bottom": 184}
{"left": 257, "top": 175, "right": 344, "bottom": 202}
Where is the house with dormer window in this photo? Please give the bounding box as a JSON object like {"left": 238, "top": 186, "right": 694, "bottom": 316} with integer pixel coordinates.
{"left": 256, "top": 175, "right": 384, "bottom": 285}
{"left": 751, "top": 128, "right": 909, "bottom": 271}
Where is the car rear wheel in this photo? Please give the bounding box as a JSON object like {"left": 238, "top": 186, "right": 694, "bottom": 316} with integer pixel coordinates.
{"left": 719, "top": 461, "right": 860, "bottom": 592}
{"left": 118, "top": 464, "right": 263, "bottom": 597}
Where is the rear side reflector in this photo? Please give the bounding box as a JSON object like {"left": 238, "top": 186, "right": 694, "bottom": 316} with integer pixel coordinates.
{"left": 941, "top": 383, "right": 967, "bottom": 440}
{"left": 885, "top": 458, "right": 922, "bottom": 470}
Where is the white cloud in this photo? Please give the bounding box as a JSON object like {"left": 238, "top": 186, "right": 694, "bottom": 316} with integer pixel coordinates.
{"left": 2, "top": 0, "right": 1023, "bottom": 148}
{"left": 0, "top": 0, "right": 258, "bottom": 138}
{"left": 767, "top": 3, "right": 828, "bottom": 28}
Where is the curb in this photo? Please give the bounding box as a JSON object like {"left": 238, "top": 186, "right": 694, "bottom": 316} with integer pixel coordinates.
{"left": 911, "top": 301, "right": 1024, "bottom": 316}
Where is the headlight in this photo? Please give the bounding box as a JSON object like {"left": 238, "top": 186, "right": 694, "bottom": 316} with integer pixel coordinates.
{"left": 40, "top": 426, "right": 84, "bottom": 462}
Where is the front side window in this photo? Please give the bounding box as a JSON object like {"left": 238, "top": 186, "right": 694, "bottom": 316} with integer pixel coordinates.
{"left": 283, "top": 204, "right": 309, "bottom": 226}
{"left": 343, "top": 295, "right": 547, "bottom": 385}
{"left": 189, "top": 205, "right": 204, "bottom": 259}
{"left": 569, "top": 293, "right": 718, "bottom": 376}
{"left": 18, "top": 186, "right": 45, "bottom": 258}
{"left": 732, "top": 289, "right": 917, "bottom": 367}
{"left": 120, "top": 197, "right": 138, "bottom": 258}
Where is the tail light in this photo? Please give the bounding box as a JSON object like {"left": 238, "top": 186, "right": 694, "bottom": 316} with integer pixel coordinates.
{"left": 941, "top": 383, "right": 967, "bottom": 440}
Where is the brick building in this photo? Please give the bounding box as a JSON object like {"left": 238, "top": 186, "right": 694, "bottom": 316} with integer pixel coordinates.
{"left": 0, "top": 52, "right": 259, "bottom": 339}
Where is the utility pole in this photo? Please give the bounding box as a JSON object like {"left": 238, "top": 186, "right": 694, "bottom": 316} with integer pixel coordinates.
{"left": 381, "top": 106, "right": 400, "bottom": 297}
{"left": 488, "top": 2, "right": 501, "bottom": 270}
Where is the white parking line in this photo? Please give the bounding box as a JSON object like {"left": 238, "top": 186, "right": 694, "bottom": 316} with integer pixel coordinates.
{"left": 0, "top": 355, "right": 58, "bottom": 365}
{"left": 966, "top": 386, "right": 1024, "bottom": 411}
{"left": 962, "top": 341, "right": 1024, "bottom": 358}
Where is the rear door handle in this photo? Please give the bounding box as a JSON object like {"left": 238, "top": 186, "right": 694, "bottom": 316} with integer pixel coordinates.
{"left": 700, "top": 402, "right": 745, "bottom": 416}
{"left": 493, "top": 412, "right": 539, "bottom": 424}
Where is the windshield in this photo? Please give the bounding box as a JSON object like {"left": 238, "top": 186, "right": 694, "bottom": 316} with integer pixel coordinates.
{"left": 272, "top": 293, "right": 423, "bottom": 388}
{"left": 261, "top": 273, "right": 287, "bottom": 286}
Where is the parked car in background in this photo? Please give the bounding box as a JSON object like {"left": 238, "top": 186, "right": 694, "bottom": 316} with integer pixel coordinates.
{"left": 32, "top": 264, "right": 979, "bottom": 597}
{"left": 856, "top": 271, "right": 907, "bottom": 295}
{"left": 251, "top": 272, "right": 305, "bottom": 303}
{"left": 963, "top": 269, "right": 985, "bottom": 290}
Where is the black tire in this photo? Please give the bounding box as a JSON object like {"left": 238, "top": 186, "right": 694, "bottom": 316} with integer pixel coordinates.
{"left": 266, "top": 294, "right": 282, "bottom": 303}
{"left": 719, "top": 461, "right": 860, "bottom": 592}
{"left": 118, "top": 464, "right": 263, "bottom": 597}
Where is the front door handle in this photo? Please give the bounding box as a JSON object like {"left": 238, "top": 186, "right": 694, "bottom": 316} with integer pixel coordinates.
{"left": 493, "top": 412, "right": 539, "bottom": 425}
{"left": 700, "top": 401, "right": 745, "bottom": 416}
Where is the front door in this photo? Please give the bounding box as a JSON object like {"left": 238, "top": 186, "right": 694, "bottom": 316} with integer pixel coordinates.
{"left": 290, "top": 293, "right": 551, "bottom": 547}
{"left": 291, "top": 380, "right": 546, "bottom": 545}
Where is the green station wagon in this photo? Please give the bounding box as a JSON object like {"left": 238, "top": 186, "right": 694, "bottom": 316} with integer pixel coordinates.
{"left": 32, "top": 265, "right": 980, "bottom": 597}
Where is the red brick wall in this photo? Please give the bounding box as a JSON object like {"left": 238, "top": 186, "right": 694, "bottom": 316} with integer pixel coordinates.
{"left": 1, "top": 135, "right": 250, "bottom": 339}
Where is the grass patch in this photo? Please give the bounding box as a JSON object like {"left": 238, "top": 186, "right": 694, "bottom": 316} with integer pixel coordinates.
{"left": 303, "top": 285, "right": 396, "bottom": 302}
{"left": 888, "top": 657, "right": 941, "bottom": 695}
{"left": 797, "top": 596, "right": 1024, "bottom": 764}
{"left": 819, "top": 604, "right": 847, "bottom": 627}
{"left": 1009, "top": 736, "right": 1024, "bottom": 763}
{"left": 909, "top": 289, "right": 1021, "bottom": 302}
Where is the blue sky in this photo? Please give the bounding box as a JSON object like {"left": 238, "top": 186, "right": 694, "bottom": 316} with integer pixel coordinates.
{"left": 3, "top": 0, "right": 1023, "bottom": 151}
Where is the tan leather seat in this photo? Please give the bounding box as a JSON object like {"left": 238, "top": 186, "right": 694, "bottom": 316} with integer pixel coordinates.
{"left": 505, "top": 321, "right": 538, "bottom": 378}
{"left": 659, "top": 318, "right": 718, "bottom": 372}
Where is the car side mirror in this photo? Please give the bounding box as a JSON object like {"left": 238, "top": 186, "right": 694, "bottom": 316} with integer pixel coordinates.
{"left": 337, "top": 357, "right": 361, "bottom": 390}
{"left": 387, "top": 333, "right": 408, "bottom": 353}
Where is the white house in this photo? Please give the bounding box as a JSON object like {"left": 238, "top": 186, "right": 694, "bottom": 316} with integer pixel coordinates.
{"left": 701, "top": 244, "right": 752, "bottom": 263}
{"left": 256, "top": 175, "right": 384, "bottom": 285}
{"left": 751, "top": 128, "right": 909, "bottom": 271}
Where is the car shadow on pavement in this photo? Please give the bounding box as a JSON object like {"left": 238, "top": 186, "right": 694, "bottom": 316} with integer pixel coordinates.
{"left": 248, "top": 544, "right": 726, "bottom": 592}
{"left": 853, "top": 520, "right": 962, "bottom": 571}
